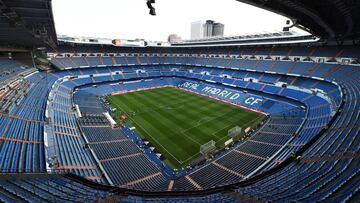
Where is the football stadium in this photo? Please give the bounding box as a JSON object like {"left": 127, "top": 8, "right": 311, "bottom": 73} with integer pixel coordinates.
{"left": 0, "top": 0, "right": 359, "bottom": 202}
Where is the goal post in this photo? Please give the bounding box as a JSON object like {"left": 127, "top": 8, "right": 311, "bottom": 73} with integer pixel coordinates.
{"left": 228, "top": 126, "right": 242, "bottom": 138}
{"left": 200, "top": 140, "right": 216, "bottom": 155}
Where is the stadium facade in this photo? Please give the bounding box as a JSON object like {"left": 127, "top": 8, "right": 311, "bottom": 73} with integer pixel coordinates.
{"left": 0, "top": 0, "right": 359, "bottom": 202}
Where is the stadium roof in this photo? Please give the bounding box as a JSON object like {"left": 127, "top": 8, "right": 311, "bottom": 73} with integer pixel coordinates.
{"left": 237, "top": 0, "right": 360, "bottom": 41}
{"left": 1, "top": 0, "right": 359, "bottom": 49}
{"left": 0, "top": 0, "right": 57, "bottom": 48}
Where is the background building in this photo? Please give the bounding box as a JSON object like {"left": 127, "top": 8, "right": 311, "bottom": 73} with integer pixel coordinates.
{"left": 203, "top": 20, "right": 215, "bottom": 38}
{"left": 212, "top": 22, "right": 225, "bottom": 37}
{"left": 168, "top": 34, "right": 182, "bottom": 43}
{"left": 191, "top": 21, "right": 204, "bottom": 39}
{"left": 191, "top": 20, "right": 225, "bottom": 39}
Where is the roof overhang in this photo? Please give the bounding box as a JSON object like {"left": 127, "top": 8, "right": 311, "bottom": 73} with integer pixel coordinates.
{"left": 236, "top": 0, "right": 360, "bottom": 41}
{"left": 0, "top": 0, "right": 57, "bottom": 48}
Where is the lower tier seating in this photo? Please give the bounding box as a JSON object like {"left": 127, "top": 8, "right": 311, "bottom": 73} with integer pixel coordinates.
{"left": 0, "top": 173, "right": 110, "bottom": 203}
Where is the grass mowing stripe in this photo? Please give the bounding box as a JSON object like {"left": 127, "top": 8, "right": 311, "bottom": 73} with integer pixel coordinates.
{"left": 110, "top": 92, "right": 200, "bottom": 163}
{"left": 121, "top": 88, "right": 200, "bottom": 115}
{"left": 133, "top": 89, "right": 228, "bottom": 133}
{"left": 183, "top": 109, "right": 241, "bottom": 143}
{"left": 108, "top": 95, "right": 193, "bottom": 163}
{"left": 124, "top": 93, "right": 200, "bottom": 161}
{"left": 106, "top": 87, "right": 264, "bottom": 169}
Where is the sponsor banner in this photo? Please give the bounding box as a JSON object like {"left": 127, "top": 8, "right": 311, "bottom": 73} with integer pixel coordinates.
{"left": 111, "top": 85, "right": 174, "bottom": 96}
{"left": 179, "top": 81, "right": 266, "bottom": 113}
{"left": 108, "top": 81, "right": 267, "bottom": 115}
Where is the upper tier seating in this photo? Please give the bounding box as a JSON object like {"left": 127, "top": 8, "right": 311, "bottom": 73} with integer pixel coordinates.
{"left": 0, "top": 59, "right": 30, "bottom": 81}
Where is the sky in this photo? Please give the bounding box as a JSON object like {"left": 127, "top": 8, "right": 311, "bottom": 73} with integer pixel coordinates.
{"left": 52, "top": 0, "right": 303, "bottom": 41}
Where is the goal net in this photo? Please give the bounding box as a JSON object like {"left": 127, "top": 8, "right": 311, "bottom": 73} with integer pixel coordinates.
{"left": 200, "top": 140, "right": 216, "bottom": 155}
{"left": 228, "top": 126, "right": 242, "bottom": 138}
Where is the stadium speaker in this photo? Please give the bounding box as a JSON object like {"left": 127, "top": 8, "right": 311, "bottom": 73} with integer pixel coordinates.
{"left": 149, "top": 7, "right": 156, "bottom": 16}
{"left": 146, "top": 0, "right": 156, "bottom": 16}
{"left": 146, "top": 0, "right": 152, "bottom": 9}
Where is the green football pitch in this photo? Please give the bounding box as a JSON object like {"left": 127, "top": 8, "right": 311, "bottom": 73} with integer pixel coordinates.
{"left": 106, "top": 87, "right": 264, "bottom": 169}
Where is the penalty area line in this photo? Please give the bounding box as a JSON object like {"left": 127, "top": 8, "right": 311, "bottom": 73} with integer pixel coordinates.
{"left": 108, "top": 96, "right": 185, "bottom": 165}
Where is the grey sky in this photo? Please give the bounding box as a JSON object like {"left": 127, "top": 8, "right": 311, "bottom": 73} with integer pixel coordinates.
{"left": 52, "top": 0, "right": 301, "bottom": 41}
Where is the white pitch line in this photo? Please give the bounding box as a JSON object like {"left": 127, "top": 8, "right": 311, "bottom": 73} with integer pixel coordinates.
{"left": 107, "top": 89, "right": 265, "bottom": 167}
{"left": 180, "top": 152, "right": 201, "bottom": 164}
{"left": 109, "top": 95, "right": 201, "bottom": 164}
{"left": 108, "top": 96, "right": 189, "bottom": 164}
{"left": 181, "top": 109, "right": 235, "bottom": 134}
{"left": 211, "top": 115, "right": 262, "bottom": 139}
{"left": 128, "top": 94, "right": 193, "bottom": 114}
{"left": 134, "top": 103, "right": 186, "bottom": 115}
{"left": 112, "top": 102, "right": 205, "bottom": 165}
{"left": 130, "top": 118, "right": 184, "bottom": 163}
{"left": 212, "top": 123, "right": 235, "bottom": 139}
{"left": 179, "top": 131, "right": 203, "bottom": 146}
{"left": 177, "top": 110, "right": 240, "bottom": 150}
